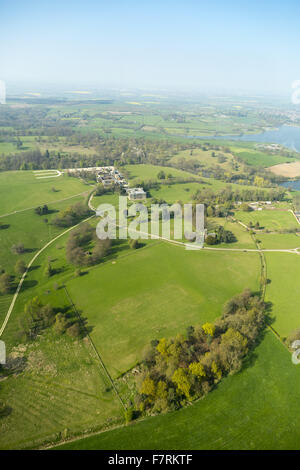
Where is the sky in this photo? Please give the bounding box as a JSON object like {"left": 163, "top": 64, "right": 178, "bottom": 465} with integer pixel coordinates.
{"left": 1, "top": 0, "right": 300, "bottom": 94}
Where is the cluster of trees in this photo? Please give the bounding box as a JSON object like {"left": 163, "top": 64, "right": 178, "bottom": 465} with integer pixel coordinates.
{"left": 66, "top": 223, "right": 111, "bottom": 266}
{"left": 52, "top": 202, "right": 92, "bottom": 227}
{"left": 205, "top": 226, "right": 236, "bottom": 245}
{"left": 0, "top": 273, "right": 14, "bottom": 294}
{"left": 34, "top": 204, "right": 49, "bottom": 216}
{"left": 134, "top": 290, "right": 265, "bottom": 415}
{"left": 18, "top": 297, "right": 84, "bottom": 342}
{"left": 11, "top": 243, "right": 25, "bottom": 255}
{"left": 206, "top": 202, "right": 232, "bottom": 218}
{"left": 18, "top": 298, "right": 55, "bottom": 341}
{"left": 0, "top": 136, "right": 192, "bottom": 171}
{"left": 193, "top": 186, "right": 285, "bottom": 205}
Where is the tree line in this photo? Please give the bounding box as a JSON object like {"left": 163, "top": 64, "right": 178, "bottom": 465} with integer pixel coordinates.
{"left": 133, "top": 290, "right": 266, "bottom": 416}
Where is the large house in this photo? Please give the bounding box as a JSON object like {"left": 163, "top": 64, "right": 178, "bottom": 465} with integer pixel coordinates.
{"left": 127, "top": 187, "right": 147, "bottom": 201}
{"left": 97, "top": 166, "right": 128, "bottom": 188}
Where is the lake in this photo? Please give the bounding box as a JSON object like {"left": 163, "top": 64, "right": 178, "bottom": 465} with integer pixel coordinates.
{"left": 191, "top": 125, "right": 300, "bottom": 152}
{"left": 281, "top": 179, "right": 300, "bottom": 191}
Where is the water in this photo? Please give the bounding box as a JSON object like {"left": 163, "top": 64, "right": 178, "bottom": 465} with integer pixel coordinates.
{"left": 192, "top": 125, "right": 300, "bottom": 152}
{"left": 281, "top": 179, "right": 300, "bottom": 191}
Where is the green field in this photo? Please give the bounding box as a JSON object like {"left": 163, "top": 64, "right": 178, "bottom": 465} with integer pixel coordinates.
{"left": 123, "top": 164, "right": 199, "bottom": 182}
{"left": 56, "top": 332, "right": 300, "bottom": 450}
{"left": 0, "top": 195, "right": 87, "bottom": 274}
{"left": 0, "top": 326, "right": 122, "bottom": 450}
{"left": 257, "top": 232, "right": 300, "bottom": 249}
{"left": 235, "top": 209, "right": 299, "bottom": 232}
{"left": 265, "top": 253, "right": 300, "bottom": 338}
{"left": 0, "top": 160, "right": 299, "bottom": 450}
{"left": 0, "top": 171, "right": 90, "bottom": 215}
{"left": 61, "top": 243, "right": 260, "bottom": 377}
{"left": 168, "top": 147, "right": 236, "bottom": 171}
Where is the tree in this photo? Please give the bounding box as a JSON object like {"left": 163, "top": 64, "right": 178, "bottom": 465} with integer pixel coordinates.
{"left": 129, "top": 239, "right": 139, "bottom": 249}
{"left": 11, "top": 243, "right": 25, "bottom": 254}
{"left": 139, "top": 376, "right": 156, "bottom": 397}
{"left": 15, "top": 259, "right": 26, "bottom": 276}
{"left": 66, "top": 322, "right": 81, "bottom": 338}
{"left": 35, "top": 205, "right": 49, "bottom": 216}
{"left": 0, "top": 273, "right": 13, "bottom": 294}
{"left": 156, "top": 380, "right": 168, "bottom": 399}
{"left": 211, "top": 360, "right": 222, "bottom": 382}
{"left": 19, "top": 297, "right": 54, "bottom": 340}
{"left": 157, "top": 170, "right": 166, "bottom": 180}
{"left": 172, "top": 368, "right": 191, "bottom": 399}
{"left": 156, "top": 338, "right": 169, "bottom": 357}
{"left": 44, "top": 262, "right": 53, "bottom": 278}
{"left": 241, "top": 203, "right": 251, "bottom": 212}
{"left": 189, "top": 362, "right": 206, "bottom": 379}
{"left": 205, "top": 234, "right": 217, "bottom": 245}
{"left": 202, "top": 322, "right": 215, "bottom": 337}
{"left": 53, "top": 313, "right": 68, "bottom": 335}
{"left": 124, "top": 408, "right": 134, "bottom": 424}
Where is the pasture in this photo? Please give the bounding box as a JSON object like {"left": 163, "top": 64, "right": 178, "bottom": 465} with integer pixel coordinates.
{"left": 265, "top": 252, "right": 300, "bottom": 338}
{"left": 256, "top": 232, "right": 300, "bottom": 250}
{"left": 235, "top": 209, "right": 299, "bottom": 232}
{"left": 64, "top": 242, "right": 260, "bottom": 378}
{"left": 0, "top": 327, "right": 122, "bottom": 450}
{"left": 123, "top": 164, "right": 199, "bottom": 182}
{"left": 0, "top": 171, "right": 89, "bottom": 215}
{"left": 56, "top": 332, "right": 300, "bottom": 450}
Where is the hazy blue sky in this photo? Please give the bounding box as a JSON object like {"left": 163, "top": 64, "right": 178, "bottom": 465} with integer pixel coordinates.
{"left": 1, "top": 0, "right": 300, "bottom": 93}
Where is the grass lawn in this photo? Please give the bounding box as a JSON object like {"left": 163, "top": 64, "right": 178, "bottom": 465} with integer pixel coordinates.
{"left": 209, "top": 218, "right": 256, "bottom": 250}
{"left": 55, "top": 332, "right": 300, "bottom": 450}
{"left": 64, "top": 242, "right": 260, "bottom": 378}
{"left": 150, "top": 182, "right": 201, "bottom": 203}
{"left": 265, "top": 253, "right": 300, "bottom": 338}
{"left": 168, "top": 148, "right": 235, "bottom": 171}
{"left": 232, "top": 147, "right": 295, "bottom": 167}
{"left": 0, "top": 171, "right": 90, "bottom": 215}
{"left": 0, "top": 194, "right": 89, "bottom": 327}
{"left": 256, "top": 233, "right": 300, "bottom": 250}
{"left": 0, "top": 327, "right": 122, "bottom": 450}
{"left": 0, "top": 195, "right": 87, "bottom": 274}
{"left": 123, "top": 164, "right": 199, "bottom": 182}
{"left": 235, "top": 209, "right": 298, "bottom": 232}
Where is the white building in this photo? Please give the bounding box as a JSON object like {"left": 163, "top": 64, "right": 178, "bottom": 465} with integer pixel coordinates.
{"left": 127, "top": 188, "right": 147, "bottom": 200}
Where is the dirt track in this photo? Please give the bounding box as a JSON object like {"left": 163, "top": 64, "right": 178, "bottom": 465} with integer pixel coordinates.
{"left": 268, "top": 161, "right": 300, "bottom": 177}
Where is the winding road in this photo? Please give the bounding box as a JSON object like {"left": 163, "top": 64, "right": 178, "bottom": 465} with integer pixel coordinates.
{"left": 0, "top": 193, "right": 299, "bottom": 338}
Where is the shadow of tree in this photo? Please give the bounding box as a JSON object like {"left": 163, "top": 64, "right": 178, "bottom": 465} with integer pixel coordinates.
{"left": 0, "top": 404, "right": 12, "bottom": 419}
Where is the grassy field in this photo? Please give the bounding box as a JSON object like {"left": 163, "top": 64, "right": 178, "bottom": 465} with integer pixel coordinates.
{"left": 0, "top": 217, "right": 260, "bottom": 448}
{"left": 265, "top": 253, "right": 300, "bottom": 338}
{"left": 0, "top": 327, "right": 122, "bottom": 450}
{"left": 256, "top": 232, "right": 300, "bottom": 249}
{"left": 123, "top": 164, "right": 199, "bottom": 182}
{"left": 0, "top": 194, "right": 87, "bottom": 274}
{"left": 63, "top": 243, "right": 260, "bottom": 378}
{"left": 56, "top": 332, "right": 300, "bottom": 450}
{"left": 0, "top": 171, "right": 90, "bottom": 215}
{"left": 0, "top": 161, "right": 299, "bottom": 450}
{"left": 168, "top": 148, "right": 236, "bottom": 171}
{"left": 235, "top": 209, "right": 299, "bottom": 232}
{"left": 210, "top": 218, "right": 256, "bottom": 250}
